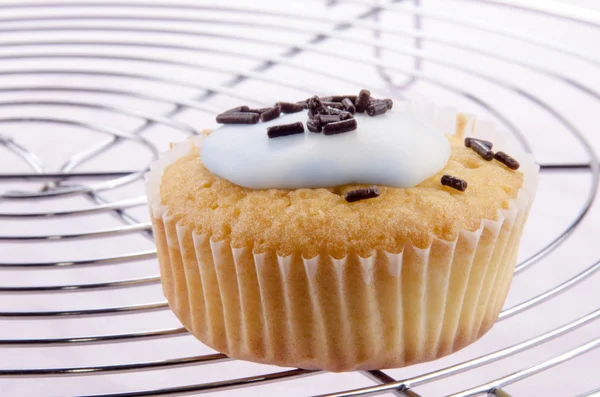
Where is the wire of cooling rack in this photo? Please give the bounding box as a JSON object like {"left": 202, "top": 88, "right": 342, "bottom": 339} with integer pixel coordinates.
{"left": 1, "top": 1, "right": 599, "bottom": 396}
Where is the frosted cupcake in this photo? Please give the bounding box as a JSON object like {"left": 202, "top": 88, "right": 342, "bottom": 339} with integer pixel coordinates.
{"left": 145, "top": 91, "right": 538, "bottom": 371}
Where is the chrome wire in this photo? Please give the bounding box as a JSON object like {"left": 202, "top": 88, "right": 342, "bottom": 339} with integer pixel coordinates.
{"left": 0, "top": 275, "right": 160, "bottom": 293}
{"left": 0, "top": 117, "right": 159, "bottom": 199}
{"left": 446, "top": 336, "right": 600, "bottom": 397}
{"left": 0, "top": 327, "right": 188, "bottom": 347}
{"left": 576, "top": 388, "right": 600, "bottom": 397}
{"left": 74, "top": 369, "right": 318, "bottom": 397}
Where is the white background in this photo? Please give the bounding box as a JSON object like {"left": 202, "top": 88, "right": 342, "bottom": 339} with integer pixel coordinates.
{"left": 0, "top": 0, "right": 599, "bottom": 396}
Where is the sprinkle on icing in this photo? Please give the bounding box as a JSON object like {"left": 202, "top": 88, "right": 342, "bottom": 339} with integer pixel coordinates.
{"left": 266, "top": 121, "right": 304, "bottom": 139}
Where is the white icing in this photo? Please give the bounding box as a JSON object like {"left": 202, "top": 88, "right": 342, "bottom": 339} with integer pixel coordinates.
{"left": 201, "top": 109, "right": 450, "bottom": 189}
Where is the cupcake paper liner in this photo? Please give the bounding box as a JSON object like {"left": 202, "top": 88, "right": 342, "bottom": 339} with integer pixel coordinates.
{"left": 145, "top": 101, "right": 539, "bottom": 371}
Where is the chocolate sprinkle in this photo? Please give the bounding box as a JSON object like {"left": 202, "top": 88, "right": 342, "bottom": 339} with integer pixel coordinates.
{"left": 355, "top": 89, "right": 371, "bottom": 113}
{"left": 317, "top": 114, "right": 341, "bottom": 125}
{"left": 344, "top": 186, "right": 381, "bottom": 203}
{"left": 326, "top": 108, "right": 355, "bottom": 120}
{"left": 224, "top": 105, "right": 250, "bottom": 114}
{"left": 465, "top": 137, "right": 493, "bottom": 150}
{"left": 342, "top": 98, "right": 356, "bottom": 114}
{"left": 366, "top": 101, "right": 388, "bottom": 117}
{"left": 322, "top": 95, "right": 357, "bottom": 103}
{"left": 277, "top": 102, "right": 305, "bottom": 114}
{"left": 248, "top": 107, "right": 271, "bottom": 114}
{"left": 441, "top": 175, "right": 467, "bottom": 192}
{"left": 296, "top": 100, "right": 308, "bottom": 109}
{"left": 340, "top": 111, "right": 353, "bottom": 120}
{"left": 307, "top": 109, "right": 315, "bottom": 119}
{"left": 322, "top": 118, "right": 357, "bottom": 135}
{"left": 323, "top": 101, "right": 344, "bottom": 110}
{"left": 267, "top": 121, "right": 305, "bottom": 138}
{"left": 495, "top": 151, "right": 520, "bottom": 170}
{"left": 470, "top": 140, "right": 494, "bottom": 161}
{"left": 307, "top": 96, "right": 328, "bottom": 115}
{"left": 382, "top": 99, "right": 393, "bottom": 110}
{"left": 216, "top": 112, "right": 259, "bottom": 124}
{"left": 260, "top": 106, "right": 281, "bottom": 122}
{"left": 307, "top": 120, "right": 322, "bottom": 133}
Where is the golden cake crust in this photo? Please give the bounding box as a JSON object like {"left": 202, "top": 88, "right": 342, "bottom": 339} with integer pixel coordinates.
{"left": 160, "top": 135, "right": 523, "bottom": 258}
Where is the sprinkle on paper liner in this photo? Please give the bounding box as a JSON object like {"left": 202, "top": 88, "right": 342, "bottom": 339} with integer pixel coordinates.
{"left": 224, "top": 105, "right": 250, "bottom": 113}
{"left": 441, "top": 175, "right": 467, "bottom": 192}
{"left": 323, "top": 118, "right": 357, "bottom": 135}
{"left": 344, "top": 186, "right": 381, "bottom": 202}
{"left": 277, "top": 102, "right": 305, "bottom": 114}
{"left": 215, "top": 112, "right": 259, "bottom": 124}
{"left": 495, "top": 151, "right": 520, "bottom": 170}
{"left": 259, "top": 106, "right": 281, "bottom": 122}
{"left": 470, "top": 140, "right": 494, "bottom": 161}
{"left": 267, "top": 121, "right": 305, "bottom": 139}
{"left": 465, "top": 137, "right": 493, "bottom": 149}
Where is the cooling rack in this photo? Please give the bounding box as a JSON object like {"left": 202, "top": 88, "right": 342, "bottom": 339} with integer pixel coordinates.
{"left": 1, "top": 0, "right": 600, "bottom": 396}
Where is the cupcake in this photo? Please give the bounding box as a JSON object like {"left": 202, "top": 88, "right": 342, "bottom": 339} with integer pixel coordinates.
{"left": 145, "top": 92, "right": 538, "bottom": 371}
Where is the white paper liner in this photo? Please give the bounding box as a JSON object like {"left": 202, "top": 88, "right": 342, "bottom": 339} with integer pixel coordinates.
{"left": 144, "top": 100, "right": 539, "bottom": 371}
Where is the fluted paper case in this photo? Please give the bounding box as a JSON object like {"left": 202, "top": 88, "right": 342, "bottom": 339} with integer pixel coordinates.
{"left": 145, "top": 101, "right": 539, "bottom": 371}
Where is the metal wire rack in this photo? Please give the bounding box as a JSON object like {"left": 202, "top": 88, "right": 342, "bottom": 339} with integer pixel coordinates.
{"left": 1, "top": 0, "right": 599, "bottom": 396}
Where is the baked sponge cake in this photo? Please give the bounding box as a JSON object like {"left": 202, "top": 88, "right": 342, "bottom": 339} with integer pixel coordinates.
{"left": 145, "top": 93, "right": 538, "bottom": 371}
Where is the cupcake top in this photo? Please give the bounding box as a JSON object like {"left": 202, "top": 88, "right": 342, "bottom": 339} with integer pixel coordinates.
{"left": 160, "top": 92, "right": 525, "bottom": 258}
